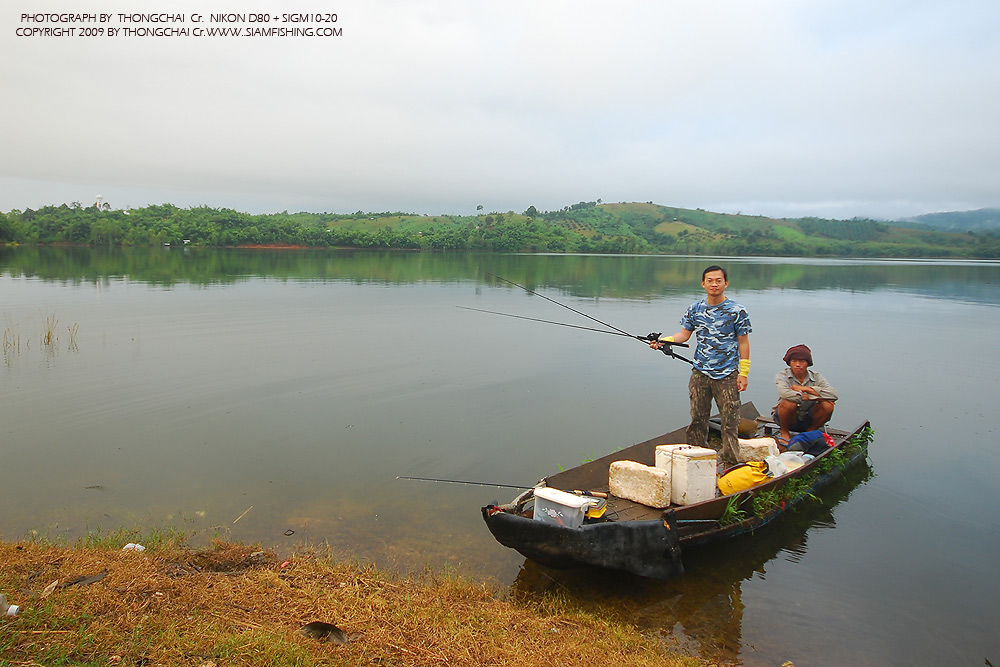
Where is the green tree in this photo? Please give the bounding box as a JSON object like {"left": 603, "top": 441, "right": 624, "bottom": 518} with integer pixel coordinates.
{"left": 0, "top": 212, "right": 19, "bottom": 242}
{"left": 90, "top": 218, "right": 124, "bottom": 246}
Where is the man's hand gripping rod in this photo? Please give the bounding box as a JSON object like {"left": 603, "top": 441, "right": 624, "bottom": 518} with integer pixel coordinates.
{"left": 642, "top": 333, "right": 694, "bottom": 365}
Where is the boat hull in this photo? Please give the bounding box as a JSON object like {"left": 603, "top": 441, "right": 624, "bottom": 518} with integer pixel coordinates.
{"left": 482, "top": 506, "right": 684, "bottom": 579}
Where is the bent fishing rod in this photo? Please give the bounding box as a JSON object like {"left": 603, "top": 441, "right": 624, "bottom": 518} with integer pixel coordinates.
{"left": 475, "top": 273, "right": 693, "bottom": 364}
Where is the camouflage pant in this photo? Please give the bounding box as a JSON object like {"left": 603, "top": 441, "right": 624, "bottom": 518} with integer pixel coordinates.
{"left": 687, "top": 368, "right": 740, "bottom": 463}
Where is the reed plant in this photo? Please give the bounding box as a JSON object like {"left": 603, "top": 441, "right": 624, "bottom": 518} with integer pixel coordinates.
{"left": 42, "top": 314, "right": 57, "bottom": 347}
{"left": 67, "top": 322, "right": 80, "bottom": 350}
{"left": 2, "top": 327, "right": 18, "bottom": 355}
{"left": 0, "top": 315, "right": 80, "bottom": 358}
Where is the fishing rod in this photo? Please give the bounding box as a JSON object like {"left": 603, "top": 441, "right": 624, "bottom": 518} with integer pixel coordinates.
{"left": 480, "top": 272, "right": 693, "bottom": 364}
{"left": 455, "top": 306, "right": 641, "bottom": 339}
{"left": 487, "top": 272, "right": 636, "bottom": 339}
{"left": 397, "top": 476, "right": 531, "bottom": 490}
{"left": 397, "top": 476, "right": 609, "bottom": 498}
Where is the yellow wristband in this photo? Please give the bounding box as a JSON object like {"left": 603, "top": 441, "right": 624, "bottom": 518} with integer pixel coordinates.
{"left": 738, "top": 359, "right": 751, "bottom": 377}
{"left": 658, "top": 335, "right": 674, "bottom": 343}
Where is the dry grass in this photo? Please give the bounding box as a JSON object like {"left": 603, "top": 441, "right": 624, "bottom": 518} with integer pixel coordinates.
{"left": 0, "top": 538, "right": 707, "bottom": 667}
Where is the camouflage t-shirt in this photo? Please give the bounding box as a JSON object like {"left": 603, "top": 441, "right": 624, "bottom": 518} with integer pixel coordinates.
{"left": 680, "top": 298, "right": 752, "bottom": 380}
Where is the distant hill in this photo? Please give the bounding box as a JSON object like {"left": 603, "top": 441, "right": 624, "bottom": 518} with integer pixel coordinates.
{"left": 4, "top": 200, "right": 1000, "bottom": 257}
{"left": 896, "top": 208, "right": 1000, "bottom": 233}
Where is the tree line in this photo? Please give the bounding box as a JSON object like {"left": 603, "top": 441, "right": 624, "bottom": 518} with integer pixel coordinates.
{"left": 2, "top": 200, "right": 998, "bottom": 258}
{"left": 0, "top": 203, "right": 644, "bottom": 253}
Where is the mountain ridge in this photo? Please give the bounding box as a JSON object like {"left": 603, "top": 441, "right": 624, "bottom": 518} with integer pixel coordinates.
{"left": 894, "top": 207, "right": 1000, "bottom": 232}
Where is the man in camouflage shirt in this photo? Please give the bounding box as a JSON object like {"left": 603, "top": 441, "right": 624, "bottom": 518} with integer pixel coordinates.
{"left": 651, "top": 265, "right": 752, "bottom": 465}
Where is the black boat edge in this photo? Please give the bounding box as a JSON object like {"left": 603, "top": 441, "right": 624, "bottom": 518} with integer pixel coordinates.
{"left": 482, "top": 505, "right": 684, "bottom": 580}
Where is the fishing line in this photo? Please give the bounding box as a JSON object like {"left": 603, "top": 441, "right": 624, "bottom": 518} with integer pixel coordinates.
{"left": 486, "top": 272, "right": 637, "bottom": 339}
{"left": 455, "top": 306, "right": 638, "bottom": 339}
{"left": 478, "top": 272, "right": 692, "bottom": 363}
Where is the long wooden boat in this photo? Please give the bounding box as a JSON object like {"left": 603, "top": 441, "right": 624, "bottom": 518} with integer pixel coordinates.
{"left": 482, "top": 402, "right": 873, "bottom": 579}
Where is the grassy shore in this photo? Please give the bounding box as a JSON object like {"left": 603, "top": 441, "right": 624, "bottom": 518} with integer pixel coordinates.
{"left": 0, "top": 533, "right": 711, "bottom": 667}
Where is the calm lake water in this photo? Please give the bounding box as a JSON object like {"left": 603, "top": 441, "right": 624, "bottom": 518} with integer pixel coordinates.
{"left": 2, "top": 246, "right": 998, "bottom": 665}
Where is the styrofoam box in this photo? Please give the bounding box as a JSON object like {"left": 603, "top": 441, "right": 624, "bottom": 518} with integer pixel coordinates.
{"left": 738, "top": 437, "right": 778, "bottom": 462}
{"left": 533, "top": 487, "right": 591, "bottom": 528}
{"left": 670, "top": 446, "right": 718, "bottom": 506}
{"left": 651, "top": 444, "right": 690, "bottom": 502}
{"left": 609, "top": 460, "right": 671, "bottom": 508}
{"left": 654, "top": 443, "right": 691, "bottom": 471}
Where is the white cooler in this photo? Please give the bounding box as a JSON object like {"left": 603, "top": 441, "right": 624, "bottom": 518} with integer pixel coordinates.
{"left": 670, "top": 446, "right": 718, "bottom": 506}
{"left": 654, "top": 443, "right": 691, "bottom": 471}
{"left": 532, "top": 487, "right": 591, "bottom": 528}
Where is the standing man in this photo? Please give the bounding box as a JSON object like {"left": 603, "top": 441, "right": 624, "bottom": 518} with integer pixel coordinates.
{"left": 651, "top": 265, "right": 751, "bottom": 465}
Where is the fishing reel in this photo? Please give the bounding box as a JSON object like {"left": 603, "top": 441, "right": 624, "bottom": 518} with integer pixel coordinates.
{"left": 643, "top": 332, "right": 675, "bottom": 352}
{"left": 642, "top": 332, "right": 688, "bottom": 348}
{"left": 642, "top": 332, "right": 692, "bottom": 364}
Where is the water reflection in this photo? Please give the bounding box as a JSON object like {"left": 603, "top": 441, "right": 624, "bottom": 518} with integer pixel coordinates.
{"left": 3, "top": 246, "right": 999, "bottom": 305}
{"left": 2, "top": 247, "right": 998, "bottom": 666}
{"left": 507, "top": 462, "right": 874, "bottom": 665}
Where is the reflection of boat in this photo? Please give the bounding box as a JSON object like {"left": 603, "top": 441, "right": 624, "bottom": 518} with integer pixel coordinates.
{"left": 482, "top": 402, "right": 873, "bottom": 580}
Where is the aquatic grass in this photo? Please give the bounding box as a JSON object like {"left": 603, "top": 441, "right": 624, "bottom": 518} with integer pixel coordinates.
{"left": 755, "top": 426, "right": 875, "bottom": 515}
{"left": 2, "top": 327, "right": 19, "bottom": 354}
{"left": 67, "top": 322, "right": 80, "bottom": 350}
{"left": 842, "top": 426, "right": 875, "bottom": 456}
{"left": 43, "top": 313, "right": 58, "bottom": 346}
{"left": 752, "top": 489, "right": 782, "bottom": 516}
{"left": 1, "top": 314, "right": 80, "bottom": 358}
{"left": 818, "top": 445, "right": 849, "bottom": 473}
{"left": 718, "top": 495, "right": 747, "bottom": 526}
{"left": 853, "top": 426, "right": 876, "bottom": 448}
{"left": 2, "top": 328, "right": 19, "bottom": 369}
{"left": 779, "top": 476, "right": 820, "bottom": 504}
{"left": 819, "top": 426, "right": 874, "bottom": 473}
{"left": 750, "top": 474, "right": 823, "bottom": 518}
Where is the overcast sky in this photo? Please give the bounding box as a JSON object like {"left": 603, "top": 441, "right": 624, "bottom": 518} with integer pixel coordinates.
{"left": 3, "top": 1, "right": 998, "bottom": 220}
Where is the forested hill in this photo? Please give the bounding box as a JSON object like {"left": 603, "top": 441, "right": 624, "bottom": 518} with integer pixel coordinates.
{"left": 2, "top": 200, "right": 999, "bottom": 258}
{"left": 897, "top": 208, "right": 1000, "bottom": 233}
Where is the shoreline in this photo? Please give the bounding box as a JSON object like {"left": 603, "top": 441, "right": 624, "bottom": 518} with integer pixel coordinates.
{"left": 0, "top": 536, "right": 708, "bottom": 667}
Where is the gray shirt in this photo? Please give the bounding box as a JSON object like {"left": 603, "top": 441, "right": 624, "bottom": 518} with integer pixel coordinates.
{"left": 774, "top": 367, "right": 838, "bottom": 405}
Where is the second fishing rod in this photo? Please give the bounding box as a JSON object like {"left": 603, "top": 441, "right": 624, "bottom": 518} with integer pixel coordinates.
{"left": 471, "top": 272, "right": 693, "bottom": 364}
